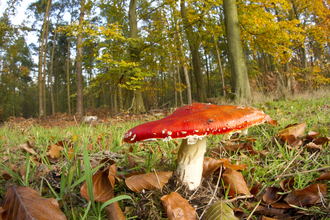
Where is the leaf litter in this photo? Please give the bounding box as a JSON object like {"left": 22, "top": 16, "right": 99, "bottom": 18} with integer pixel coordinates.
{"left": 1, "top": 106, "right": 330, "bottom": 219}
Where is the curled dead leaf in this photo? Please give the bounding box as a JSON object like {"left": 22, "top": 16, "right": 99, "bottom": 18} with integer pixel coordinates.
{"left": 284, "top": 183, "right": 327, "bottom": 206}
{"left": 161, "top": 192, "right": 196, "bottom": 220}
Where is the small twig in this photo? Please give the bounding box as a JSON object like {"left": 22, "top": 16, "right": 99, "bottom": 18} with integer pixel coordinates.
{"left": 199, "top": 166, "right": 223, "bottom": 219}
{"left": 276, "top": 147, "right": 304, "bottom": 180}
{"left": 247, "top": 200, "right": 262, "bottom": 220}
{"left": 276, "top": 166, "right": 330, "bottom": 179}
{"left": 153, "top": 168, "right": 163, "bottom": 195}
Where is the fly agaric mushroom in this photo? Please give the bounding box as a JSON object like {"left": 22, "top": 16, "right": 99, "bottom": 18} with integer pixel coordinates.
{"left": 123, "top": 103, "right": 277, "bottom": 190}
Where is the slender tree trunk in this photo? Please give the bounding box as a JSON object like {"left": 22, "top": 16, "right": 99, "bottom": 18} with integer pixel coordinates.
{"left": 118, "top": 86, "right": 123, "bottom": 111}
{"left": 180, "top": 0, "right": 207, "bottom": 103}
{"left": 42, "top": 18, "right": 50, "bottom": 119}
{"left": 129, "top": 0, "right": 145, "bottom": 113}
{"left": 66, "top": 38, "right": 71, "bottom": 114}
{"left": 204, "top": 48, "right": 211, "bottom": 97}
{"left": 213, "top": 34, "right": 226, "bottom": 97}
{"left": 38, "top": 0, "right": 52, "bottom": 119}
{"left": 174, "top": 14, "right": 192, "bottom": 104}
{"left": 223, "top": 0, "right": 251, "bottom": 100}
{"left": 76, "top": 0, "right": 85, "bottom": 115}
{"left": 50, "top": 28, "right": 57, "bottom": 116}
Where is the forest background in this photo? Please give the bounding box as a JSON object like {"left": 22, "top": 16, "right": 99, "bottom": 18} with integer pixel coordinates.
{"left": 0, "top": 0, "right": 330, "bottom": 122}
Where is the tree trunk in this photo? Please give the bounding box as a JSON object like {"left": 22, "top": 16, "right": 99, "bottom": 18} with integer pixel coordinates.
{"left": 76, "top": 0, "right": 85, "bottom": 115}
{"left": 213, "top": 35, "right": 226, "bottom": 97}
{"left": 38, "top": 0, "right": 52, "bottom": 119}
{"left": 50, "top": 27, "right": 57, "bottom": 116}
{"left": 66, "top": 38, "right": 71, "bottom": 114}
{"left": 129, "top": 0, "right": 145, "bottom": 113}
{"left": 118, "top": 86, "right": 123, "bottom": 111}
{"left": 42, "top": 18, "right": 50, "bottom": 119}
{"left": 180, "top": 0, "right": 207, "bottom": 103}
{"left": 174, "top": 11, "right": 192, "bottom": 104}
{"left": 223, "top": 0, "right": 251, "bottom": 100}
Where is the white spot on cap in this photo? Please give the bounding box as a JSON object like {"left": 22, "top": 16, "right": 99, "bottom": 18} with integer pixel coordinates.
{"left": 153, "top": 133, "right": 156, "bottom": 135}
{"left": 167, "top": 131, "right": 172, "bottom": 135}
{"left": 195, "top": 130, "right": 199, "bottom": 133}
{"left": 128, "top": 132, "right": 132, "bottom": 137}
{"left": 181, "top": 131, "right": 187, "bottom": 134}
{"left": 130, "top": 134, "right": 136, "bottom": 141}
{"left": 162, "top": 129, "right": 166, "bottom": 134}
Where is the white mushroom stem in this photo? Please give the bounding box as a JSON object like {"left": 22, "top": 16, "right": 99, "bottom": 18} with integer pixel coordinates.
{"left": 176, "top": 137, "right": 207, "bottom": 190}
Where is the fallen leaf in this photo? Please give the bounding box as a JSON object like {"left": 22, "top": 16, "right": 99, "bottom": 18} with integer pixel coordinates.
{"left": 305, "top": 142, "right": 322, "bottom": 152}
{"left": 276, "top": 122, "right": 306, "bottom": 144}
{"left": 202, "top": 157, "right": 229, "bottom": 178}
{"left": 284, "top": 183, "right": 327, "bottom": 206}
{"left": 263, "top": 187, "right": 282, "bottom": 205}
{"left": 280, "top": 177, "right": 295, "bottom": 191}
{"left": 125, "top": 172, "right": 172, "bottom": 193}
{"left": 20, "top": 143, "right": 37, "bottom": 155}
{"left": 2, "top": 185, "right": 66, "bottom": 220}
{"left": 161, "top": 192, "right": 196, "bottom": 220}
{"left": 81, "top": 160, "right": 117, "bottom": 203}
{"left": 315, "top": 171, "right": 330, "bottom": 181}
{"left": 48, "top": 145, "right": 61, "bottom": 159}
{"left": 222, "top": 168, "right": 250, "bottom": 196}
{"left": 203, "top": 201, "right": 239, "bottom": 220}
{"left": 105, "top": 202, "right": 125, "bottom": 220}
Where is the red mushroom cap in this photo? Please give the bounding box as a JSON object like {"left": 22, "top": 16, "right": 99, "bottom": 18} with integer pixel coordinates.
{"left": 123, "top": 103, "right": 277, "bottom": 143}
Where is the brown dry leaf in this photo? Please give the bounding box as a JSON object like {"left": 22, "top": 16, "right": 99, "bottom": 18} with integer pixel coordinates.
{"left": 125, "top": 172, "right": 173, "bottom": 193}
{"left": 48, "top": 145, "right": 62, "bottom": 159}
{"left": 161, "top": 192, "right": 196, "bottom": 220}
{"left": 127, "top": 153, "right": 135, "bottom": 169}
{"left": 105, "top": 202, "right": 125, "bottom": 220}
{"left": 280, "top": 177, "right": 295, "bottom": 191}
{"left": 222, "top": 168, "right": 250, "bottom": 196}
{"left": 81, "top": 171, "right": 114, "bottom": 203}
{"left": 305, "top": 142, "right": 322, "bottom": 152}
{"left": 263, "top": 187, "right": 282, "bottom": 205}
{"left": 2, "top": 185, "right": 66, "bottom": 220}
{"left": 284, "top": 183, "right": 327, "bottom": 206}
{"left": 202, "top": 157, "right": 229, "bottom": 178}
{"left": 314, "top": 137, "right": 329, "bottom": 145}
{"left": 20, "top": 143, "right": 37, "bottom": 155}
{"left": 315, "top": 171, "right": 330, "bottom": 181}
{"left": 276, "top": 122, "right": 306, "bottom": 144}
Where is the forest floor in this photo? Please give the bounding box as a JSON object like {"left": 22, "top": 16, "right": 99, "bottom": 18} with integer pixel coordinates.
{"left": 0, "top": 89, "right": 330, "bottom": 219}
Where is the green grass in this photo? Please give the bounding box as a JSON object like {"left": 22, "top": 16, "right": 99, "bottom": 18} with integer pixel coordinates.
{"left": 0, "top": 89, "right": 330, "bottom": 219}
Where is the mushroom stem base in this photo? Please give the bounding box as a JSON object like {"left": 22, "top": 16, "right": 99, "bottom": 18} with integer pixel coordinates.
{"left": 176, "top": 137, "right": 207, "bottom": 190}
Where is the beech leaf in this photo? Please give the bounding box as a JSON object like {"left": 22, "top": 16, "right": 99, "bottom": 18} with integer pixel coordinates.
{"left": 2, "top": 185, "right": 66, "bottom": 220}
{"left": 161, "top": 192, "right": 196, "bottom": 220}
{"left": 203, "top": 201, "right": 238, "bottom": 220}
{"left": 222, "top": 168, "right": 250, "bottom": 196}
{"left": 284, "top": 183, "right": 327, "bottom": 206}
{"left": 276, "top": 122, "right": 306, "bottom": 144}
{"left": 125, "top": 171, "right": 172, "bottom": 193}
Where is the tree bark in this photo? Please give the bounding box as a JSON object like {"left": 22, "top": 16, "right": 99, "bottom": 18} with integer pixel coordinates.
{"left": 174, "top": 10, "right": 192, "bottom": 104}
{"left": 223, "top": 0, "right": 251, "bottom": 100}
{"left": 42, "top": 18, "right": 50, "bottom": 119}
{"left": 129, "top": 0, "right": 145, "bottom": 113}
{"left": 66, "top": 38, "right": 71, "bottom": 115}
{"left": 180, "top": 0, "right": 207, "bottom": 103}
{"left": 38, "top": 0, "right": 52, "bottom": 119}
{"left": 50, "top": 28, "right": 57, "bottom": 116}
{"left": 76, "top": 0, "right": 85, "bottom": 115}
{"left": 213, "top": 34, "right": 226, "bottom": 97}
